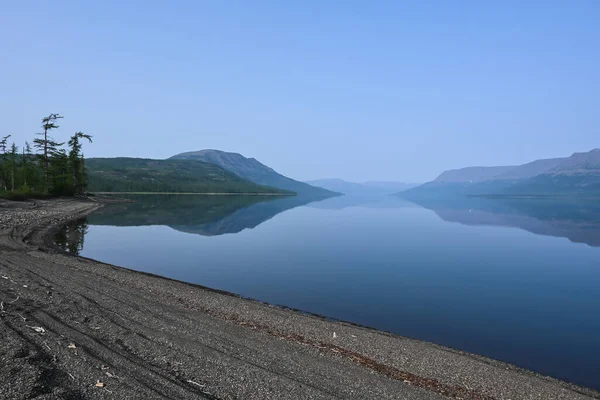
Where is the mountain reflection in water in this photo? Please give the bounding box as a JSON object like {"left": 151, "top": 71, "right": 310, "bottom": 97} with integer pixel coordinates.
{"left": 85, "top": 194, "right": 333, "bottom": 236}
{"left": 402, "top": 195, "right": 600, "bottom": 247}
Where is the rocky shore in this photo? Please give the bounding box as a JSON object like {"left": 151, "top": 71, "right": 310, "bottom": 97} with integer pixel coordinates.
{"left": 0, "top": 198, "right": 598, "bottom": 399}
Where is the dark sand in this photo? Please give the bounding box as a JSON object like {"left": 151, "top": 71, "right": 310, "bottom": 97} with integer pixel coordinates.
{"left": 0, "top": 198, "right": 598, "bottom": 400}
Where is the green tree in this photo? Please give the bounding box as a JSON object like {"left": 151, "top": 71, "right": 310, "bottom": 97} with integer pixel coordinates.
{"left": 68, "top": 132, "right": 93, "bottom": 194}
{"left": 0, "top": 135, "right": 10, "bottom": 191}
{"left": 0, "top": 135, "right": 9, "bottom": 154}
{"left": 20, "top": 142, "right": 35, "bottom": 190}
{"left": 48, "top": 147, "right": 71, "bottom": 196}
{"left": 33, "top": 113, "right": 63, "bottom": 192}
{"left": 7, "top": 143, "right": 18, "bottom": 191}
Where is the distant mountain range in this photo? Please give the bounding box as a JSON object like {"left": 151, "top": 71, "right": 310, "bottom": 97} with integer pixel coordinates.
{"left": 306, "top": 179, "right": 419, "bottom": 195}
{"left": 401, "top": 149, "right": 600, "bottom": 197}
{"left": 170, "top": 150, "right": 337, "bottom": 197}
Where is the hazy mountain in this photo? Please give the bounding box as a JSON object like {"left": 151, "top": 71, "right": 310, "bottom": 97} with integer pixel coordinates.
{"left": 435, "top": 166, "right": 516, "bottom": 183}
{"left": 503, "top": 149, "right": 600, "bottom": 195}
{"left": 550, "top": 149, "right": 600, "bottom": 175}
{"left": 490, "top": 158, "right": 566, "bottom": 181}
{"left": 171, "top": 150, "right": 337, "bottom": 197}
{"left": 503, "top": 174, "right": 600, "bottom": 196}
{"left": 86, "top": 158, "right": 289, "bottom": 194}
{"left": 401, "top": 149, "right": 600, "bottom": 198}
{"left": 306, "top": 178, "right": 418, "bottom": 195}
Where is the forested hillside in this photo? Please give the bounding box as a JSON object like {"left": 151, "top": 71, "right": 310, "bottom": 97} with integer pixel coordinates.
{"left": 86, "top": 158, "right": 291, "bottom": 194}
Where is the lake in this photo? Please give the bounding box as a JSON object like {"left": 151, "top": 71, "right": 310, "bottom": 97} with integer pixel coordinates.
{"left": 56, "top": 194, "right": 600, "bottom": 390}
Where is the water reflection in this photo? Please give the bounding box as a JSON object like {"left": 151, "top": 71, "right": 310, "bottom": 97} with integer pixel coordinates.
{"left": 54, "top": 194, "right": 600, "bottom": 390}
{"left": 307, "top": 194, "right": 419, "bottom": 210}
{"left": 404, "top": 195, "right": 600, "bottom": 247}
{"left": 55, "top": 218, "right": 89, "bottom": 255}
{"left": 64, "top": 194, "right": 600, "bottom": 247}
{"left": 85, "top": 194, "right": 332, "bottom": 236}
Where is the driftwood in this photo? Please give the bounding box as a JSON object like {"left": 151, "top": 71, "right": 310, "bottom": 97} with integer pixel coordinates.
{"left": 186, "top": 380, "right": 206, "bottom": 388}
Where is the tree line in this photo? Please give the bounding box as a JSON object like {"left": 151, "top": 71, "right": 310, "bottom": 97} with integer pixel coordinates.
{"left": 0, "top": 114, "right": 93, "bottom": 199}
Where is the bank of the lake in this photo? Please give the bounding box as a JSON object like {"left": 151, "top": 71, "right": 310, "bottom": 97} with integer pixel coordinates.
{"left": 0, "top": 198, "right": 598, "bottom": 400}
{"left": 91, "top": 192, "right": 294, "bottom": 196}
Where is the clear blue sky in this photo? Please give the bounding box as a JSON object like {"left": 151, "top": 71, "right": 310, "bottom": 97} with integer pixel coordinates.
{"left": 2, "top": 1, "right": 598, "bottom": 182}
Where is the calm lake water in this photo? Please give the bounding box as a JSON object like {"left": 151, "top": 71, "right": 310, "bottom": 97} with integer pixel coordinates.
{"left": 57, "top": 194, "right": 600, "bottom": 390}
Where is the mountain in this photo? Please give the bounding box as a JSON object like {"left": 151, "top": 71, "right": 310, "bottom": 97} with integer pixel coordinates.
{"left": 86, "top": 158, "right": 290, "bottom": 194}
{"left": 170, "top": 150, "right": 337, "bottom": 197}
{"left": 401, "top": 149, "right": 600, "bottom": 198}
{"left": 435, "top": 166, "right": 516, "bottom": 183}
{"left": 490, "top": 158, "right": 566, "bottom": 181}
{"left": 548, "top": 148, "right": 600, "bottom": 175}
{"left": 503, "top": 149, "right": 600, "bottom": 196}
{"left": 305, "top": 179, "right": 419, "bottom": 195}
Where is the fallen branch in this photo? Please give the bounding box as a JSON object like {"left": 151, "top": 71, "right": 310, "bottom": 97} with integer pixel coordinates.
{"left": 186, "top": 380, "right": 206, "bottom": 388}
{"left": 106, "top": 371, "right": 123, "bottom": 380}
{"left": 9, "top": 296, "right": 19, "bottom": 304}
{"left": 0, "top": 275, "right": 17, "bottom": 285}
{"left": 26, "top": 325, "right": 46, "bottom": 333}
{"left": 68, "top": 373, "right": 76, "bottom": 381}
{"left": 17, "top": 313, "right": 27, "bottom": 322}
{"left": 0, "top": 301, "right": 4, "bottom": 313}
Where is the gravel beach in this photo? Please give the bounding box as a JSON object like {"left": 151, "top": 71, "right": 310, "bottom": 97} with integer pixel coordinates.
{"left": 0, "top": 198, "right": 598, "bottom": 400}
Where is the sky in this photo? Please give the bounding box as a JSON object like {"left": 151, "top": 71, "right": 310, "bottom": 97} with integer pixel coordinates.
{"left": 1, "top": 1, "right": 599, "bottom": 182}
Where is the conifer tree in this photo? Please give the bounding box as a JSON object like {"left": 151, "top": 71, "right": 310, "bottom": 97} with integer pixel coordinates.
{"left": 33, "top": 113, "right": 63, "bottom": 192}
{"left": 0, "top": 135, "right": 10, "bottom": 191}
{"left": 68, "top": 132, "right": 93, "bottom": 194}
{"left": 7, "top": 143, "right": 18, "bottom": 191}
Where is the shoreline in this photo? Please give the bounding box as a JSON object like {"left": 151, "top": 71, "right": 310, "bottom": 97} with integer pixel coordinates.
{"left": 90, "top": 192, "right": 294, "bottom": 196}
{"left": 1, "top": 198, "right": 598, "bottom": 399}
{"left": 468, "top": 194, "right": 600, "bottom": 200}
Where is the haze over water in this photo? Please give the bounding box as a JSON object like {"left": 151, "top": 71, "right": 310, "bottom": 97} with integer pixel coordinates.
{"left": 57, "top": 194, "right": 600, "bottom": 390}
